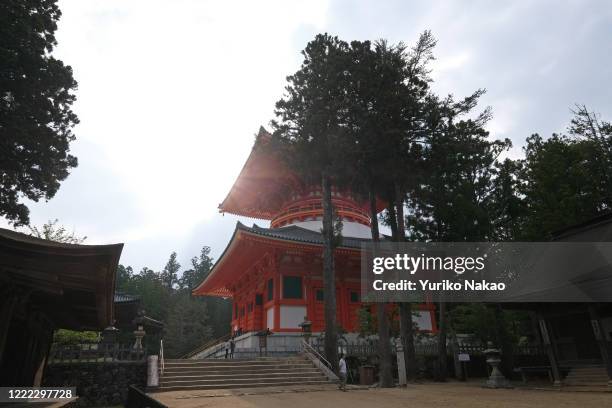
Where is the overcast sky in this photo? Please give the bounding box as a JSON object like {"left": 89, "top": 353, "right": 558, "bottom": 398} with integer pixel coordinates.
{"left": 3, "top": 0, "right": 611, "bottom": 273}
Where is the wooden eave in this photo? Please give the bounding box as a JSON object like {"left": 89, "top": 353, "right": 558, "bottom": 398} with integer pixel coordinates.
{"left": 0, "top": 228, "right": 123, "bottom": 331}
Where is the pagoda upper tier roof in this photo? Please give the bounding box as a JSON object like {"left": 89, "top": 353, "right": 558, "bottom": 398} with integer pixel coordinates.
{"left": 219, "top": 127, "right": 301, "bottom": 219}
{"left": 220, "top": 127, "right": 385, "bottom": 220}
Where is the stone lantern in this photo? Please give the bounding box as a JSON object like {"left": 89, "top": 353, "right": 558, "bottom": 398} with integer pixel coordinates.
{"left": 483, "top": 342, "right": 512, "bottom": 388}
{"left": 101, "top": 325, "right": 119, "bottom": 345}
{"left": 298, "top": 316, "right": 312, "bottom": 344}
{"left": 255, "top": 328, "right": 272, "bottom": 357}
{"left": 132, "top": 312, "right": 147, "bottom": 350}
{"left": 133, "top": 324, "right": 146, "bottom": 350}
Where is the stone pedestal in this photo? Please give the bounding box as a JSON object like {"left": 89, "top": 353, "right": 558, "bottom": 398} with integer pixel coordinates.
{"left": 483, "top": 345, "right": 512, "bottom": 389}
{"left": 147, "top": 355, "right": 159, "bottom": 388}
{"left": 133, "top": 325, "right": 145, "bottom": 350}
{"left": 396, "top": 339, "right": 407, "bottom": 386}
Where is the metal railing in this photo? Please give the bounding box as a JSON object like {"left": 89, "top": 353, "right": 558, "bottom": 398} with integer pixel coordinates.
{"left": 301, "top": 340, "right": 333, "bottom": 371}
{"left": 126, "top": 385, "right": 168, "bottom": 408}
{"left": 180, "top": 332, "right": 232, "bottom": 359}
{"left": 159, "top": 339, "right": 165, "bottom": 376}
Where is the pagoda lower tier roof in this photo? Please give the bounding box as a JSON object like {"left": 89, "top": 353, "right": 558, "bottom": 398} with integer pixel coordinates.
{"left": 192, "top": 222, "right": 377, "bottom": 297}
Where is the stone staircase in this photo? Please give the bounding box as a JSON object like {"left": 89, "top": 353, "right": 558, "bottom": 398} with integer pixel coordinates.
{"left": 158, "top": 356, "right": 331, "bottom": 391}
{"left": 563, "top": 365, "right": 610, "bottom": 387}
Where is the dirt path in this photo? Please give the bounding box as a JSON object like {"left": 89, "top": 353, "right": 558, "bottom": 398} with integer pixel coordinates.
{"left": 150, "top": 383, "right": 612, "bottom": 408}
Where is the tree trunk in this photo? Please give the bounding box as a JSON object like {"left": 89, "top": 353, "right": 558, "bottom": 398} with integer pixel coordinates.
{"left": 321, "top": 172, "right": 338, "bottom": 372}
{"left": 394, "top": 182, "right": 417, "bottom": 381}
{"left": 448, "top": 311, "right": 463, "bottom": 381}
{"left": 370, "top": 191, "right": 393, "bottom": 387}
{"left": 494, "top": 304, "right": 513, "bottom": 376}
{"left": 435, "top": 301, "right": 447, "bottom": 381}
{"left": 387, "top": 194, "right": 398, "bottom": 240}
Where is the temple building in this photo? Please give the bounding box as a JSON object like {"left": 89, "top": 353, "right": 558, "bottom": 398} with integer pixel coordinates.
{"left": 0, "top": 228, "right": 123, "bottom": 386}
{"left": 193, "top": 128, "right": 435, "bottom": 342}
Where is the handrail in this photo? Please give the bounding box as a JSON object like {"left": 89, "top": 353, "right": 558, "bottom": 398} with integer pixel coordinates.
{"left": 301, "top": 340, "right": 333, "bottom": 371}
{"left": 159, "top": 339, "right": 165, "bottom": 376}
{"left": 180, "top": 332, "right": 232, "bottom": 359}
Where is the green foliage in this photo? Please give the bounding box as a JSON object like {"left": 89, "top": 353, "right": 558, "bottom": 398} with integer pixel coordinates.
{"left": 116, "top": 246, "right": 231, "bottom": 357}
{"left": 450, "top": 304, "right": 530, "bottom": 346}
{"left": 357, "top": 305, "right": 376, "bottom": 338}
{"left": 161, "top": 252, "right": 180, "bottom": 289}
{"left": 178, "top": 246, "right": 213, "bottom": 291}
{"left": 0, "top": 0, "right": 79, "bottom": 226}
{"left": 53, "top": 329, "right": 98, "bottom": 344}
{"left": 406, "top": 92, "right": 511, "bottom": 242}
{"left": 271, "top": 33, "right": 352, "bottom": 184}
{"left": 517, "top": 108, "right": 612, "bottom": 239}
{"left": 27, "top": 219, "right": 87, "bottom": 244}
{"left": 164, "top": 294, "right": 213, "bottom": 358}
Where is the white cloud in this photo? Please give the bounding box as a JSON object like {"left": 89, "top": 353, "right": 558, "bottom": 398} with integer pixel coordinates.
{"left": 3, "top": 0, "right": 611, "bottom": 271}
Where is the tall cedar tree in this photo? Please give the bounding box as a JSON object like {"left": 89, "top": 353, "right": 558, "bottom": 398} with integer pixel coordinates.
{"left": 0, "top": 1, "right": 79, "bottom": 226}
{"left": 271, "top": 34, "right": 352, "bottom": 370}
{"left": 391, "top": 31, "right": 437, "bottom": 382}
{"left": 343, "top": 39, "right": 399, "bottom": 387}
{"left": 407, "top": 92, "right": 511, "bottom": 380}
{"left": 346, "top": 32, "right": 437, "bottom": 382}
{"left": 161, "top": 252, "right": 180, "bottom": 289}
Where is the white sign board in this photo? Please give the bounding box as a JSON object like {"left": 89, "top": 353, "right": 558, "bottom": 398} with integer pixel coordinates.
{"left": 458, "top": 353, "right": 470, "bottom": 362}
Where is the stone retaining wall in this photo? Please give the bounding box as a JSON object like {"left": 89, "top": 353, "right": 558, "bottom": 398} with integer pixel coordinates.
{"left": 43, "top": 361, "right": 147, "bottom": 407}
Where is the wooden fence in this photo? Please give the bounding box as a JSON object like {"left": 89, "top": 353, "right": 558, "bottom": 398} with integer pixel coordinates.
{"left": 314, "top": 341, "right": 544, "bottom": 358}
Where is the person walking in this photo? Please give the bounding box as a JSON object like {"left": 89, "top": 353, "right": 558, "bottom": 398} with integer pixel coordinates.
{"left": 224, "top": 339, "right": 230, "bottom": 359}
{"left": 338, "top": 354, "right": 347, "bottom": 391}
{"left": 230, "top": 336, "right": 236, "bottom": 359}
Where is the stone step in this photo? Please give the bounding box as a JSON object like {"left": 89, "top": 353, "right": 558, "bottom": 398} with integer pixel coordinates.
{"left": 161, "top": 367, "right": 321, "bottom": 377}
{"left": 161, "top": 371, "right": 325, "bottom": 382}
{"left": 566, "top": 374, "right": 609, "bottom": 380}
{"left": 166, "top": 357, "right": 308, "bottom": 363}
{"left": 162, "top": 363, "right": 313, "bottom": 372}
{"left": 564, "top": 381, "right": 609, "bottom": 386}
{"left": 567, "top": 367, "right": 606, "bottom": 372}
{"left": 157, "top": 379, "right": 330, "bottom": 392}
{"left": 563, "top": 366, "right": 609, "bottom": 386}
{"left": 157, "top": 356, "right": 331, "bottom": 391}
{"left": 164, "top": 360, "right": 309, "bottom": 367}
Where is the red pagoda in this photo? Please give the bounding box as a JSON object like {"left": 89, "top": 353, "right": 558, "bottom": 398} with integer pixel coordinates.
{"left": 193, "top": 128, "right": 436, "bottom": 336}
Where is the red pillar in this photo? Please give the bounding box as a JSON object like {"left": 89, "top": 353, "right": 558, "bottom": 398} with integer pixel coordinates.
{"left": 273, "top": 266, "right": 281, "bottom": 331}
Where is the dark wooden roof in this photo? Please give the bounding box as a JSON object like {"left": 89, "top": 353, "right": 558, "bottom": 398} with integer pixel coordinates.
{"left": 0, "top": 228, "right": 123, "bottom": 331}
{"left": 552, "top": 212, "right": 612, "bottom": 241}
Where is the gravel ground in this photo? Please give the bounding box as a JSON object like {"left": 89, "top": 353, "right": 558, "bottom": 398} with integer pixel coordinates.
{"left": 150, "top": 382, "right": 612, "bottom": 408}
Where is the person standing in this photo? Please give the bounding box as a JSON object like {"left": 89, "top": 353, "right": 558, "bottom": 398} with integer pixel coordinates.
{"left": 224, "top": 339, "right": 230, "bottom": 359}
{"left": 230, "top": 336, "right": 236, "bottom": 359}
{"left": 338, "top": 354, "right": 347, "bottom": 391}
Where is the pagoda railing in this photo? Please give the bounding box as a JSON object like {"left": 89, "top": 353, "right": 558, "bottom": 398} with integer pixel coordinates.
{"left": 271, "top": 198, "right": 371, "bottom": 228}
